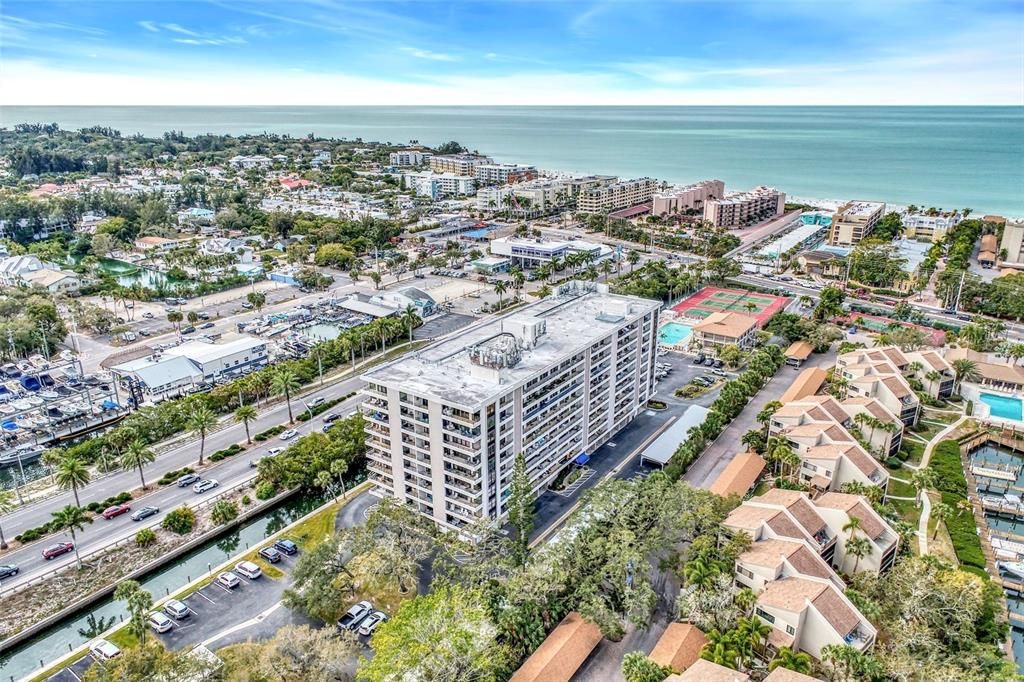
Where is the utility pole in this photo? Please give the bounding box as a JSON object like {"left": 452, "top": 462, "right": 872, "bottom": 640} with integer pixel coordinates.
{"left": 953, "top": 270, "right": 966, "bottom": 313}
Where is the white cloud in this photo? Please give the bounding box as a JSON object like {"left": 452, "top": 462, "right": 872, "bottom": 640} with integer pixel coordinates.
{"left": 399, "top": 46, "right": 459, "bottom": 62}
{"left": 138, "top": 20, "right": 159, "bottom": 33}
{"left": 162, "top": 23, "right": 201, "bottom": 37}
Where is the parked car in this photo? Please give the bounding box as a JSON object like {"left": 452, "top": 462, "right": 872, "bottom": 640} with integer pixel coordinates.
{"left": 197, "top": 312, "right": 210, "bottom": 320}
{"left": 139, "top": 329, "right": 152, "bottom": 337}
{"left": 0, "top": 564, "right": 19, "bottom": 578}
{"left": 322, "top": 412, "right": 341, "bottom": 425}
{"left": 695, "top": 354, "right": 706, "bottom": 364}
{"left": 148, "top": 611, "right": 174, "bottom": 633}
{"left": 712, "top": 359, "right": 724, "bottom": 368}
{"left": 193, "top": 479, "right": 219, "bottom": 494}
{"left": 131, "top": 506, "right": 160, "bottom": 522}
{"left": 142, "top": 312, "right": 154, "bottom": 319}
{"left": 337, "top": 601, "right": 373, "bottom": 631}
{"left": 176, "top": 473, "right": 200, "bottom": 487}
{"left": 274, "top": 539, "right": 299, "bottom": 555}
{"left": 164, "top": 599, "right": 190, "bottom": 620}
{"left": 217, "top": 572, "right": 241, "bottom": 589}
{"left": 703, "top": 357, "right": 715, "bottom": 366}
{"left": 279, "top": 429, "right": 299, "bottom": 440}
{"left": 357, "top": 611, "right": 388, "bottom": 636}
{"left": 90, "top": 639, "right": 121, "bottom": 661}
{"left": 200, "top": 322, "right": 215, "bottom": 329}
{"left": 258, "top": 546, "right": 282, "bottom": 564}
{"left": 101, "top": 503, "right": 131, "bottom": 520}
{"left": 241, "top": 302, "right": 253, "bottom": 309}
{"left": 181, "top": 326, "right": 196, "bottom": 334}
{"left": 711, "top": 368, "right": 727, "bottom": 377}
{"left": 235, "top": 561, "right": 262, "bottom": 580}
{"left": 42, "top": 542, "right": 74, "bottom": 560}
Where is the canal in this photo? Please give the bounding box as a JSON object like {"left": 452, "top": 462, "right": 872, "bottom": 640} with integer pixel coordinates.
{"left": 0, "top": 490, "right": 325, "bottom": 681}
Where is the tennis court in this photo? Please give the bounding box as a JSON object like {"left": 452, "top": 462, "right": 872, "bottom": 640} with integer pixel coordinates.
{"left": 672, "top": 287, "right": 790, "bottom": 326}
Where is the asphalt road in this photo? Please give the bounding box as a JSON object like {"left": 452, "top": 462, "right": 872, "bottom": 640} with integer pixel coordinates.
{"left": 0, "top": 378, "right": 368, "bottom": 593}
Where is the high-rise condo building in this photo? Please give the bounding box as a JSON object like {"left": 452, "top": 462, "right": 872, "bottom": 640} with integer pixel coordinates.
{"left": 651, "top": 179, "right": 726, "bottom": 217}
{"left": 703, "top": 186, "right": 786, "bottom": 228}
{"left": 429, "top": 153, "right": 495, "bottom": 175}
{"left": 576, "top": 177, "right": 659, "bottom": 214}
{"left": 359, "top": 282, "right": 660, "bottom": 531}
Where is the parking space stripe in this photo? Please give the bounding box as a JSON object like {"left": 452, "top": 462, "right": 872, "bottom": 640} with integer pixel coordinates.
{"left": 194, "top": 591, "right": 217, "bottom": 605}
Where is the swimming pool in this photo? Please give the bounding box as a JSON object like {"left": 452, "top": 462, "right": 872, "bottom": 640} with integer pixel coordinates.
{"left": 980, "top": 393, "right": 1024, "bottom": 421}
{"left": 659, "top": 322, "right": 692, "bottom": 346}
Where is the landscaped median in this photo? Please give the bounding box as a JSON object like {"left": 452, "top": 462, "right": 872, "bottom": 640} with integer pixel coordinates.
{"left": 24, "top": 482, "right": 372, "bottom": 682}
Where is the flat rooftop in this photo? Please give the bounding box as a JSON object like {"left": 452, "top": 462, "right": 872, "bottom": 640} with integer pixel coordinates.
{"left": 838, "top": 200, "right": 885, "bottom": 217}
{"left": 362, "top": 282, "right": 660, "bottom": 408}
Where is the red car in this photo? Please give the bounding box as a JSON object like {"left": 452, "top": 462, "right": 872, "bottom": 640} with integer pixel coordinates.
{"left": 101, "top": 503, "right": 131, "bottom": 520}
{"left": 42, "top": 542, "right": 74, "bottom": 560}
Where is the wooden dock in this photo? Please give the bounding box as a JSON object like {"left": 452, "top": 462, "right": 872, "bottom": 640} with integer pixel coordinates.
{"left": 973, "top": 466, "right": 1020, "bottom": 482}
{"left": 990, "top": 528, "right": 1024, "bottom": 545}
{"left": 1008, "top": 611, "right": 1024, "bottom": 629}
{"left": 1002, "top": 578, "right": 1024, "bottom": 594}
{"left": 981, "top": 500, "right": 1024, "bottom": 518}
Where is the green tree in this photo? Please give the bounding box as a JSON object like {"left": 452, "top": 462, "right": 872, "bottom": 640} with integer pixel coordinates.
{"left": 0, "top": 489, "right": 15, "bottom": 549}
{"left": 507, "top": 452, "right": 535, "bottom": 566}
{"left": 951, "top": 358, "right": 981, "bottom": 394}
{"left": 162, "top": 506, "right": 196, "bottom": 534}
{"left": 187, "top": 404, "right": 217, "bottom": 466}
{"left": 255, "top": 624, "right": 360, "bottom": 682}
{"left": 235, "top": 404, "right": 258, "bottom": 444}
{"left": 121, "top": 438, "right": 156, "bottom": 490}
{"left": 814, "top": 285, "right": 845, "bottom": 321}
{"left": 494, "top": 280, "right": 508, "bottom": 309}
{"left": 272, "top": 368, "right": 301, "bottom": 423}
{"left": 135, "top": 528, "right": 156, "bottom": 547}
{"left": 845, "top": 536, "right": 872, "bottom": 573}
{"left": 621, "top": 651, "right": 672, "bottom": 682}
{"left": 114, "top": 580, "right": 153, "bottom": 646}
{"left": 51, "top": 504, "right": 92, "bottom": 569}
{"left": 931, "top": 501, "right": 955, "bottom": 541}
{"left": 402, "top": 304, "right": 420, "bottom": 343}
{"left": 358, "top": 585, "right": 509, "bottom": 682}
{"left": 769, "top": 646, "right": 813, "bottom": 674}
{"left": 55, "top": 453, "right": 91, "bottom": 507}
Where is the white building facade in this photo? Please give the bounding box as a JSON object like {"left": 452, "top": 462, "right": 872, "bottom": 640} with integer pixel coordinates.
{"left": 360, "top": 282, "right": 660, "bottom": 531}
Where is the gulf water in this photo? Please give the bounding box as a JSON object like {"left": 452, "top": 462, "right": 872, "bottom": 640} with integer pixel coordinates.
{"left": 4, "top": 106, "right": 1022, "bottom": 215}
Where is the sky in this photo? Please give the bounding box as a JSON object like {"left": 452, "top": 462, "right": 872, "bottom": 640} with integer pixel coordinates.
{"left": 1, "top": 0, "right": 1022, "bottom": 105}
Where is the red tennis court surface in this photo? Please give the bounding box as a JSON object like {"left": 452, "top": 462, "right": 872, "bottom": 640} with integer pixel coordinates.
{"left": 672, "top": 287, "right": 790, "bottom": 326}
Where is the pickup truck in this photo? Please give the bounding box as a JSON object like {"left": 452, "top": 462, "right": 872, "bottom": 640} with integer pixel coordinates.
{"left": 337, "top": 601, "right": 373, "bottom": 631}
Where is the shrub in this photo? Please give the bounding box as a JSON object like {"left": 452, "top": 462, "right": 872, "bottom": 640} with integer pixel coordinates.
{"left": 941, "top": 491, "right": 986, "bottom": 571}
{"left": 210, "top": 499, "right": 240, "bottom": 526}
{"left": 886, "top": 457, "right": 903, "bottom": 469}
{"left": 254, "top": 425, "right": 287, "bottom": 442}
{"left": 296, "top": 397, "right": 344, "bottom": 422}
{"left": 85, "top": 491, "right": 133, "bottom": 513}
{"left": 135, "top": 528, "right": 157, "bottom": 547}
{"left": 255, "top": 481, "right": 278, "bottom": 500}
{"left": 930, "top": 440, "right": 968, "bottom": 496}
{"left": 209, "top": 443, "right": 245, "bottom": 462}
{"left": 241, "top": 495, "right": 252, "bottom": 506}
{"left": 158, "top": 467, "right": 195, "bottom": 486}
{"left": 162, "top": 506, "right": 196, "bottom": 535}
{"left": 966, "top": 400, "right": 974, "bottom": 416}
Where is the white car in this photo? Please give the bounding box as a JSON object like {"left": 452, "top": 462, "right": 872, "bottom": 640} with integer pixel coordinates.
{"left": 235, "top": 560, "right": 262, "bottom": 580}
{"left": 279, "top": 429, "right": 299, "bottom": 440}
{"left": 216, "top": 571, "right": 241, "bottom": 589}
{"left": 267, "top": 447, "right": 286, "bottom": 456}
{"left": 90, "top": 639, "right": 121, "bottom": 661}
{"left": 164, "top": 598, "right": 190, "bottom": 620}
{"left": 309, "top": 396, "right": 326, "bottom": 408}
{"left": 193, "top": 479, "right": 219, "bottom": 494}
{"left": 357, "top": 611, "right": 388, "bottom": 637}
{"left": 148, "top": 611, "right": 174, "bottom": 633}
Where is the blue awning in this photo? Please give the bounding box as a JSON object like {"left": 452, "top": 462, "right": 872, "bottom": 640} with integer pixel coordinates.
{"left": 575, "top": 453, "right": 590, "bottom": 465}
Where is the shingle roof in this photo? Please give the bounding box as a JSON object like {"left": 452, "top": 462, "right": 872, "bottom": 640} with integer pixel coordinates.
{"left": 710, "top": 452, "right": 765, "bottom": 498}
{"left": 509, "top": 612, "right": 602, "bottom": 682}
{"left": 779, "top": 367, "right": 827, "bottom": 402}
{"left": 763, "top": 668, "right": 820, "bottom": 682}
{"left": 666, "top": 659, "right": 751, "bottom": 682}
{"left": 693, "top": 311, "right": 757, "bottom": 338}
{"left": 648, "top": 623, "right": 707, "bottom": 672}
{"left": 785, "top": 341, "right": 813, "bottom": 360}
{"left": 757, "top": 577, "right": 861, "bottom": 637}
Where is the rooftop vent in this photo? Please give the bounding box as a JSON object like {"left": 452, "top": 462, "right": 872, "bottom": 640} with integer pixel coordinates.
{"left": 468, "top": 334, "right": 522, "bottom": 370}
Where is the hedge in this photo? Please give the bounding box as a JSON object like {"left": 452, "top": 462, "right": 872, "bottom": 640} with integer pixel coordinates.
{"left": 941, "top": 491, "right": 987, "bottom": 573}
{"left": 158, "top": 467, "right": 195, "bottom": 486}
{"left": 254, "top": 424, "right": 287, "bottom": 441}
{"left": 209, "top": 443, "right": 245, "bottom": 461}
{"left": 84, "top": 491, "right": 133, "bottom": 513}
{"left": 295, "top": 394, "right": 353, "bottom": 422}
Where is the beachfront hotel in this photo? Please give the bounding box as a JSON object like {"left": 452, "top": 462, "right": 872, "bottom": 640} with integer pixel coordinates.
{"left": 576, "top": 177, "right": 660, "bottom": 214}
{"left": 650, "top": 179, "right": 726, "bottom": 217}
{"left": 429, "top": 153, "right": 495, "bottom": 175}
{"left": 702, "top": 186, "right": 786, "bottom": 228}
{"left": 827, "top": 200, "right": 886, "bottom": 247}
{"left": 359, "top": 282, "right": 660, "bottom": 530}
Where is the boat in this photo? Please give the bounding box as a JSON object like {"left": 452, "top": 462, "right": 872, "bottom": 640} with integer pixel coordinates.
{"left": 992, "top": 537, "right": 1024, "bottom": 560}
{"left": 0, "top": 444, "right": 44, "bottom": 467}
{"left": 999, "top": 561, "right": 1024, "bottom": 581}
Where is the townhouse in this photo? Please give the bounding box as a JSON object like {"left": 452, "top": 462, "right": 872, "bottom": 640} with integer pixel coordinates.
{"left": 835, "top": 347, "right": 920, "bottom": 426}
{"left": 905, "top": 349, "right": 955, "bottom": 399}
{"left": 690, "top": 311, "right": 759, "bottom": 351}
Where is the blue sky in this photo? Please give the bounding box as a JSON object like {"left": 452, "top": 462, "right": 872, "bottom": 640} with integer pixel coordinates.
{"left": 2, "top": 1, "right": 1022, "bottom": 105}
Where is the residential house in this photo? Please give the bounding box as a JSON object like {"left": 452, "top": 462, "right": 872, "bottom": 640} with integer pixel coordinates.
{"left": 943, "top": 347, "right": 1024, "bottom": 392}
{"left": 647, "top": 623, "right": 707, "bottom": 673}
{"left": 24, "top": 268, "right": 82, "bottom": 293}
{"left": 979, "top": 233, "right": 998, "bottom": 268}
{"left": 816, "top": 491, "right": 902, "bottom": 574}
{"left": 690, "top": 312, "right": 758, "bottom": 351}
{"left": 901, "top": 210, "right": 961, "bottom": 242}
{"left": 735, "top": 538, "right": 846, "bottom": 595}
{"left": 0, "top": 255, "right": 56, "bottom": 287}
{"left": 177, "top": 207, "right": 216, "bottom": 227}
{"left": 904, "top": 349, "right": 955, "bottom": 399}
{"left": 200, "top": 237, "right": 255, "bottom": 264}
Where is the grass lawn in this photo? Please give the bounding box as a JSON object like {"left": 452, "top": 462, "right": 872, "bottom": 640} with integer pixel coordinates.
{"left": 925, "top": 498, "right": 959, "bottom": 565}
{"left": 901, "top": 439, "right": 926, "bottom": 465}
{"left": 290, "top": 499, "right": 343, "bottom": 550}
{"left": 886, "top": 477, "right": 917, "bottom": 499}
{"left": 107, "top": 627, "right": 141, "bottom": 650}
{"left": 348, "top": 556, "right": 416, "bottom": 615}
{"left": 887, "top": 497, "right": 921, "bottom": 530}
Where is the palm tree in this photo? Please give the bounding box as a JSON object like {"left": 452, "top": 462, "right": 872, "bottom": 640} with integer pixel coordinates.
{"left": 627, "top": 250, "right": 640, "bottom": 272}
{"left": 842, "top": 515, "right": 862, "bottom": 540}
{"left": 537, "top": 284, "right": 552, "bottom": 299}
{"left": 166, "top": 310, "right": 183, "bottom": 334}
{"left": 0, "top": 489, "right": 15, "bottom": 549}
{"left": 951, "top": 358, "right": 981, "bottom": 394}
{"left": 121, "top": 438, "right": 156, "bottom": 490}
{"left": 186, "top": 311, "right": 199, "bottom": 327}
{"left": 769, "top": 647, "right": 814, "bottom": 675}
{"left": 494, "top": 281, "right": 508, "bottom": 310}
{"left": 757, "top": 401, "right": 782, "bottom": 433}
{"left": 931, "top": 501, "right": 954, "bottom": 540}
{"left": 683, "top": 557, "right": 717, "bottom": 588}
{"left": 235, "top": 404, "right": 258, "bottom": 444}
{"left": 55, "top": 454, "right": 91, "bottom": 508}
{"left": 271, "top": 368, "right": 301, "bottom": 423}
{"left": 401, "top": 304, "right": 420, "bottom": 343}
{"left": 845, "top": 535, "right": 872, "bottom": 573}
{"left": 50, "top": 505, "right": 92, "bottom": 570}
{"left": 187, "top": 404, "right": 218, "bottom": 466}
{"left": 701, "top": 629, "right": 740, "bottom": 670}
{"left": 600, "top": 260, "right": 614, "bottom": 281}
{"left": 911, "top": 468, "right": 936, "bottom": 506}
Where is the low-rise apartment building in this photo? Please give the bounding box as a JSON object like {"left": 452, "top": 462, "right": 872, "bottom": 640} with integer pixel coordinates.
{"left": 905, "top": 349, "right": 955, "bottom": 399}
{"left": 835, "top": 347, "right": 920, "bottom": 425}
{"left": 999, "top": 220, "right": 1024, "bottom": 270}
{"left": 901, "top": 210, "right": 961, "bottom": 242}
{"left": 488, "top": 236, "right": 611, "bottom": 269}
{"left": 735, "top": 538, "right": 846, "bottom": 595}
{"left": 403, "top": 171, "right": 476, "bottom": 198}
{"left": 474, "top": 164, "right": 538, "bottom": 186}
{"left": 389, "top": 150, "right": 431, "bottom": 166}
{"left": 576, "top": 177, "right": 659, "bottom": 214}
{"left": 359, "top": 282, "right": 660, "bottom": 531}
{"left": 429, "top": 153, "right": 494, "bottom": 175}
{"left": 703, "top": 186, "right": 785, "bottom": 228}
{"left": 690, "top": 312, "right": 758, "bottom": 350}
{"left": 475, "top": 179, "right": 570, "bottom": 218}
{"left": 827, "top": 201, "right": 885, "bottom": 247}
{"left": 650, "top": 179, "right": 725, "bottom": 217}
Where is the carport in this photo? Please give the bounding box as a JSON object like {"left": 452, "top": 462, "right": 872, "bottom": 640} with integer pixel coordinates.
{"left": 639, "top": 405, "right": 710, "bottom": 467}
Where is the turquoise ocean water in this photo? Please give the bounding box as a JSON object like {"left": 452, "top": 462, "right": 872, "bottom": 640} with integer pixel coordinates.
{"left": 3, "top": 106, "right": 1022, "bottom": 215}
